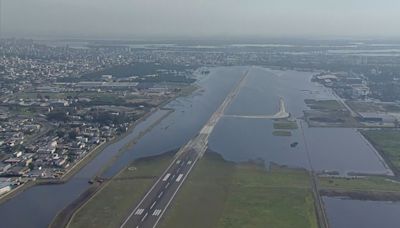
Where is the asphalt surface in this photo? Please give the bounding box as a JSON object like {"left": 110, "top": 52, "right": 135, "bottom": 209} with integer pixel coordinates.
{"left": 120, "top": 68, "right": 250, "bottom": 228}
{"left": 120, "top": 147, "right": 200, "bottom": 228}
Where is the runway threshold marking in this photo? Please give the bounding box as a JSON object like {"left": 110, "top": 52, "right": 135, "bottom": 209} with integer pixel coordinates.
{"left": 175, "top": 174, "right": 184, "bottom": 182}
{"left": 152, "top": 209, "right": 162, "bottom": 216}
{"left": 134, "top": 208, "right": 144, "bottom": 215}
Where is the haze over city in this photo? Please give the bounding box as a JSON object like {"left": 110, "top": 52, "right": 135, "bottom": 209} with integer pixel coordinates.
{"left": 3, "top": 0, "right": 400, "bottom": 39}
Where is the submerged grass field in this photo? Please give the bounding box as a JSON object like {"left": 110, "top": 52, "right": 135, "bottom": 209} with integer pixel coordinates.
{"left": 159, "top": 153, "right": 318, "bottom": 228}
{"left": 319, "top": 176, "right": 400, "bottom": 192}
{"left": 304, "top": 99, "right": 344, "bottom": 112}
{"left": 362, "top": 130, "right": 400, "bottom": 171}
{"left": 68, "top": 153, "right": 174, "bottom": 228}
{"left": 273, "top": 130, "right": 292, "bottom": 136}
{"left": 273, "top": 120, "right": 298, "bottom": 130}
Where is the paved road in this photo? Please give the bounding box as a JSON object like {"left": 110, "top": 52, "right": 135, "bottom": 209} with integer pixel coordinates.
{"left": 120, "top": 68, "right": 250, "bottom": 228}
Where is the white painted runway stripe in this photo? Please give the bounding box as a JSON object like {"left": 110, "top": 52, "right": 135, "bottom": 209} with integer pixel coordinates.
{"left": 152, "top": 209, "right": 162, "bottom": 216}
{"left": 187, "top": 160, "right": 192, "bottom": 165}
{"left": 119, "top": 138, "right": 186, "bottom": 228}
{"left": 134, "top": 208, "right": 144, "bottom": 215}
{"left": 176, "top": 160, "right": 181, "bottom": 164}
{"left": 175, "top": 174, "right": 184, "bottom": 182}
{"left": 141, "top": 212, "right": 148, "bottom": 222}
{"left": 150, "top": 201, "right": 157, "bottom": 210}
{"left": 165, "top": 182, "right": 170, "bottom": 189}
{"left": 158, "top": 191, "right": 164, "bottom": 198}
{"left": 162, "top": 173, "right": 171, "bottom": 182}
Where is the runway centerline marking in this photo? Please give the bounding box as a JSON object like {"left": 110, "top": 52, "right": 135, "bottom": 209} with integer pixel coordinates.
{"left": 158, "top": 191, "right": 164, "bottom": 198}
{"left": 141, "top": 212, "right": 148, "bottom": 222}
{"left": 150, "top": 201, "right": 157, "bottom": 210}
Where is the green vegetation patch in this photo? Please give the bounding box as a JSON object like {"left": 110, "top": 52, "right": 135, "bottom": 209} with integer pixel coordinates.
{"left": 68, "top": 153, "right": 174, "bottom": 228}
{"left": 362, "top": 130, "right": 400, "bottom": 171}
{"left": 319, "top": 176, "right": 400, "bottom": 192}
{"left": 305, "top": 99, "right": 344, "bottom": 112}
{"left": 273, "top": 120, "right": 298, "bottom": 130}
{"left": 273, "top": 130, "right": 292, "bottom": 136}
{"left": 347, "top": 101, "right": 400, "bottom": 113}
{"left": 159, "top": 153, "right": 318, "bottom": 228}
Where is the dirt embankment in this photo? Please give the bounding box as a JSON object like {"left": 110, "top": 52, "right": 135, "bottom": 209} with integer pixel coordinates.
{"left": 49, "top": 182, "right": 104, "bottom": 228}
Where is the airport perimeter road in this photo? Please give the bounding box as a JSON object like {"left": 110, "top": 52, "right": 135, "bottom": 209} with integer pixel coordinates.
{"left": 120, "top": 68, "right": 250, "bottom": 228}
{"left": 223, "top": 97, "right": 289, "bottom": 120}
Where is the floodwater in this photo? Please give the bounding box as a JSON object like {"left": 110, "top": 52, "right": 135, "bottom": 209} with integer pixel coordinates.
{"left": 324, "top": 196, "right": 400, "bottom": 228}
{"left": 209, "top": 67, "right": 391, "bottom": 175}
{"left": 0, "top": 67, "right": 243, "bottom": 228}
{"left": 0, "top": 66, "right": 393, "bottom": 227}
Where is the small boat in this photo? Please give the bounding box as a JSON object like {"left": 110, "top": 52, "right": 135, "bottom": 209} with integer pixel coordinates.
{"left": 290, "top": 142, "right": 298, "bottom": 148}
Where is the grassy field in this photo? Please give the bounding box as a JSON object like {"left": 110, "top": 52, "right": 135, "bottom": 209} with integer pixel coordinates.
{"left": 67, "top": 153, "right": 174, "bottom": 228}
{"left": 362, "top": 130, "right": 400, "bottom": 171}
{"left": 319, "top": 176, "right": 400, "bottom": 192}
{"left": 159, "top": 153, "right": 318, "bottom": 228}
{"left": 304, "top": 99, "right": 360, "bottom": 127}
{"left": 304, "top": 99, "right": 344, "bottom": 112}
{"left": 347, "top": 101, "right": 400, "bottom": 113}
{"left": 273, "top": 120, "right": 298, "bottom": 130}
{"left": 273, "top": 130, "right": 292, "bottom": 136}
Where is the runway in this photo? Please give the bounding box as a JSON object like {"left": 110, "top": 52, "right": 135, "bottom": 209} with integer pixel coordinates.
{"left": 119, "top": 68, "right": 250, "bottom": 228}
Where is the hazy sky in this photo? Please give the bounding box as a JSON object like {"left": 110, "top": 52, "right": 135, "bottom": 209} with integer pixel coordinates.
{"left": 3, "top": 0, "right": 400, "bottom": 39}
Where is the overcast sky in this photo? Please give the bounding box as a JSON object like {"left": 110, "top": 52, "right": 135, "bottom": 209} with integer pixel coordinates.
{"left": 2, "top": 0, "right": 400, "bottom": 39}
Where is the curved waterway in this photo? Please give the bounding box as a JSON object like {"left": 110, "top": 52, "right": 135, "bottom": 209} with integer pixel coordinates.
{"left": 0, "top": 67, "right": 245, "bottom": 228}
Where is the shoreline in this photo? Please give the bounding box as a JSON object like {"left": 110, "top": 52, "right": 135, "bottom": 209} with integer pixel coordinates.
{"left": 0, "top": 83, "right": 198, "bottom": 205}
{"left": 360, "top": 130, "right": 400, "bottom": 178}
